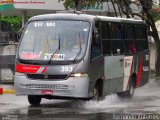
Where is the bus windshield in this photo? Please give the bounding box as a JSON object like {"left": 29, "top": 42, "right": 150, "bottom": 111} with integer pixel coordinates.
{"left": 18, "top": 20, "right": 90, "bottom": 63}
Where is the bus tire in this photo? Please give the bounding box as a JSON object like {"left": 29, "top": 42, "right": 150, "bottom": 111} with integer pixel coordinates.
{"left": 117, "top": 79, "right": 134, "bottom": 98}
{"left": 92, "top": 80, "right": 103, "bottom": 101}
{"left": 93, "top": 85, "right": 100, "bottom": 101}
{"left": 28, "top": 95, "right": 42, "bottom": 106}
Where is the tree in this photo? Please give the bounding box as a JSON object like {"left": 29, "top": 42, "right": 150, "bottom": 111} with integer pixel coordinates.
{"left": 133, "top": 0, "right": 160, "bottom": 76}
{"left": 61, "top": 0, "right": 160, "bottom": 76}
{"left": 75, "top": 0, "right": 82, "bottom": 10}
{"left": 1, "top": 16, "right": 22, "bottom": 31}
{"left": 60, "top": 0, "right": 99, "bottom": 11}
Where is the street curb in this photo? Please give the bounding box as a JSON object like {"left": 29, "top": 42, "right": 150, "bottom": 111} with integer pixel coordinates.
{"left": 0, "top": 81, "right": 14, "bottom": 84}
{"left": 0, "top": 88, "right": 15, "bottom": 95}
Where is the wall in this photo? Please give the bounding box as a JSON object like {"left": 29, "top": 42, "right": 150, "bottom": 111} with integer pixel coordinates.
{"left": 149, "top": 43, "right": 157, "bottom": 72}
{"left": 0, "top": 45, "right": 16, "bottom": 82}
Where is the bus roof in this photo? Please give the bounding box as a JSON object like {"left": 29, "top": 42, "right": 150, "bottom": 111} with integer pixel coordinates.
{"left": 97, "top": 16, "right": 145, "bottom": 24}
{"left": 29, "top": 12, "right": 145, "bottom": 24}
{"left": 30, "top": 13, "right": 95, "bottom": 22}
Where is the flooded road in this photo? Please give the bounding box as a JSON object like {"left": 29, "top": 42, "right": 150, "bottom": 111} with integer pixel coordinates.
{"left": 0, "top": 79, "right": 160, "bottom": 120}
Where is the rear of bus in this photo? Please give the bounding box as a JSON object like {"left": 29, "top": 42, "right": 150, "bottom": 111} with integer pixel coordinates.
{"left": 14, "top": 14, "right": 92, "bottom": 104}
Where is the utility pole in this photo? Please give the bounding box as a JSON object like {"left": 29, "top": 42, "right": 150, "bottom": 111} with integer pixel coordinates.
{"left": 0, "top": 14, "right": 1, "bottom": 83}
{"left": 0, "top": 13, "right": 1, "bottom": 31}
{"left": 75, "top": 0, "right": 82, "bottom": 11}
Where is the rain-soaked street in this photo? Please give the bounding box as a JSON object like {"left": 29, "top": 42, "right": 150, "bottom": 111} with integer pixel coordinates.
{"left": 0, "top": 78, "right": 160, "bottom": 120}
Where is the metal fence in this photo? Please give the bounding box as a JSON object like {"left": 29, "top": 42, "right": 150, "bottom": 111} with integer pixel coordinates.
{"left": 0, "top": 31, "right": 18, "bottom": 83}
{"left": 0, "top": 31, "right": 18, "bottom": 46}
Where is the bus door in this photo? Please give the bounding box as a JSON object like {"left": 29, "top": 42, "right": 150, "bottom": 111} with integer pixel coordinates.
{"left": 104, "top": 55, "right": 124, "bottom": 94}
{"left": 102, "top": 23, "right": 125, "bottom": 95}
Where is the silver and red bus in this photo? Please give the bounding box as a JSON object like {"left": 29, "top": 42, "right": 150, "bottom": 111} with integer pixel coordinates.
{"left": 14, "top": 12, "right": 149, "bottom": 105}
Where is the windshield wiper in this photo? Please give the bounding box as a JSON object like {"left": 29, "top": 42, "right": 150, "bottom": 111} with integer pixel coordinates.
{"left": 47, "top": 34, "right": 61, "bottom": 64}
{"left": 73, "top": 33, "right": 82, "bottom": 62}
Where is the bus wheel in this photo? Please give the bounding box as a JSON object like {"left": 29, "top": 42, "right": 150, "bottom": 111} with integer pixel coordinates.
{"left": 92, "top": 84, "right": 101, "bottom": 101}
{"left": 92, "top": 81, "right": 104, "bottom": 101}
{"left": 128, "top": 80, "right": 135, "bottom": 98}
{"left": 28, "top": 95, "right": 42, "bottom": 106}
{"left": 117, "top": 80, "right": 134, "bottom": 98}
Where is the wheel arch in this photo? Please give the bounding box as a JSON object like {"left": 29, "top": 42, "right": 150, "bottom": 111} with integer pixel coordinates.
{"left": 131, "top": 72, "right": 137, "bottom": 88}
{"left": 94, "top": 78, "right": 103, "bottom": 97}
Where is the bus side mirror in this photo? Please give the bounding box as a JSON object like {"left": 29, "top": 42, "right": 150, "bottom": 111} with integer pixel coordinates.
{"left": 17, "top": 31, "right": 21, "bottom": 40}
{"left": 94, "top": 32, "right": 100, "bottom": 45}
{"left": 17, "top": 27, "right": 24, "bottom": 41}
{"left": 93, "top": 28, "right": 100, "bottom": 42}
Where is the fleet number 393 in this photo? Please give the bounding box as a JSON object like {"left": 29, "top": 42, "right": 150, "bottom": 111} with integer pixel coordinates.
{"left": 61, "top": 66, "right": 73, "bottom": 72}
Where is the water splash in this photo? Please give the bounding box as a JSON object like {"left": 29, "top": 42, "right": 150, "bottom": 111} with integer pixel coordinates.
{"left": 83, "top": 95, "right": 128, "bottom": 110}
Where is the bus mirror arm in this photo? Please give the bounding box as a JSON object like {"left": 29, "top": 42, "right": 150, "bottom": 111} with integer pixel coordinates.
{"left": 73, "top": 33, "right": 82, "bottom": 63}
{"left": 93, "top": 28, "right": 99, "bottom": 41}
{"left": 94, "top": 33, "right": 100, "bottom": 45}
{"left": 17, "top": 26, "right": 25, "bottom": 41}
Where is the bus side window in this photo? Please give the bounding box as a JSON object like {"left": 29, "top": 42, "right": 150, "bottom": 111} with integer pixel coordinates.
{"left": 101, "top": 22, "right": 112, "bottom": 55}
{"left": 111, "top": 41, "right": 125, "bottom": 55}
{"left": 123, "top": 25, "right": 137, "bottom": 54}
{"left": 127, "top": 40, "right": 136, "bottom": 53}
{"left": 102, "top": 40, "right": 112, "bottom": 55}
{"left": 110, "top": 23, "right": 125, "bottom": 55}
{"left": 91, "top": 22, "right": 101, "bottom": 60}
{"left": 111, "top": 24, "right": 122, "bottom": 40}
{"left": 135, "top": 27, "right": 148, "bottom": 52}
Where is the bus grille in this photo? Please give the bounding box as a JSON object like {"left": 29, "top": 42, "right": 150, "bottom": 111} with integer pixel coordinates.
{"left": 27, "top": 74, "right": 68, "bottom": 80}
{"left": 20, "top": 84, "right": 75, "bottom": 90}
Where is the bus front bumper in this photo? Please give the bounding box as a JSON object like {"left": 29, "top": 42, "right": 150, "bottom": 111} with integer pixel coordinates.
{"left": 14, "top": 73, "right": 90, "bottom": 98}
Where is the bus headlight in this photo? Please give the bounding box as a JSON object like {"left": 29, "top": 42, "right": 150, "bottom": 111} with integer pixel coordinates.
{"left": 70, "top": 73, "right": 88, "bottom": 77}
{"left": 16, "top": 72, "right": 26, "bottom": 76}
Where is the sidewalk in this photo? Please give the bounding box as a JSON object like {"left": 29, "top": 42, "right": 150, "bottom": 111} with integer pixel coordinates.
{"left": 0, "top": 79, "right": 14, "bottom": 84}
{"left": 150, "top": 73, "right": 160, "bottom": 83}
{"left": 0, "top": 84, "right": 14, "bottom": 90}
{"left": 0, "top": 83, "right": 15, "bottom": 94}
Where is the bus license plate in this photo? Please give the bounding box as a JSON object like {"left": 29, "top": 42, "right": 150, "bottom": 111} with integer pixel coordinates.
{"left": 41, "top": 90, "right": 53, "bottom": 95}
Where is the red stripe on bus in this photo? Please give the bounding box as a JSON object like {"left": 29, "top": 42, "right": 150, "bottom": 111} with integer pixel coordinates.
{"left": 41, "top": 67, "right": 47, "bottom": 74}
{"left": 16, "top": 64, "right": 41, "bottom": 73}
{"left": 126, "top": 56, "right": 134, "bottom": 91}
{"left": 136, "top": 58, "right": 143, "bottom": 87}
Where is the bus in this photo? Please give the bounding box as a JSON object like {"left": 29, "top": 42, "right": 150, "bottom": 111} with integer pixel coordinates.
{"left": 14, "top": 12, "right": 149, "bottom": 105}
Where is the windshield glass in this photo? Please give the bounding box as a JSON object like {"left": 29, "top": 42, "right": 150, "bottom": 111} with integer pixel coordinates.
{"left": 18, "top": 20, "right": 90, "bottom": 62}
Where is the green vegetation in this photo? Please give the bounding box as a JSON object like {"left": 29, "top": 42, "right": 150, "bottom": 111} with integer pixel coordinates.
{"left": 150, "top": 10, "right": 160, "bottom": 22}
{"left": 1, "top": 16, "right": 22, "bottom": 31}
{"left": 60, "top": 0, "right": 99, "bottom": 10}
{"left": 62, "top": 0, "right": 75, "bottom": 10}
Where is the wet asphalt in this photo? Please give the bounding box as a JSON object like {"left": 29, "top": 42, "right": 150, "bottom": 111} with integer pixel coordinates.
{"left": 0, "top": 78, "right": 160, "bottom": 120}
